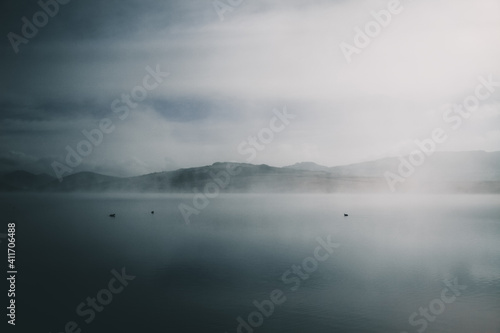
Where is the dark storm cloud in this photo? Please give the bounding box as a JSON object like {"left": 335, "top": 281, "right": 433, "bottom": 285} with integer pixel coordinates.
{"left": 1, "top": 0, "right": 212, "bottom": 43}
{"left": 148, "top": 97, "right": 285, "bottom": 123}
{"left": 150, "top": 98, "right": 212, "bottom": 123}
{"left": 0, "top": 99, "right": 109, "bottom": 122}
{"left": 0, "top": 151, "right": 52, "bottom": 174}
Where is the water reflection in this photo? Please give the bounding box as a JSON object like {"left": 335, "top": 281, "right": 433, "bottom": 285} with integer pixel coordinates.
{"left": 1, "top": 193, "right": 498, "bottom": 332}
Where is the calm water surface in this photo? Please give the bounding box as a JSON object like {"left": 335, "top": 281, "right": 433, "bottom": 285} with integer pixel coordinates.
{"left": 1, "top": 193, "right": 499, "bottom": 332}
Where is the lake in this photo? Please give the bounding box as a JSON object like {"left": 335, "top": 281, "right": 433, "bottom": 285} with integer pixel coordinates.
{"left": 1, "top": 193, "right": 499, "bottom": 332}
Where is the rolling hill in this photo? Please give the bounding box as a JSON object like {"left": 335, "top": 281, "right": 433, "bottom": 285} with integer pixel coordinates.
{"left": 2, "top": 151, "right": 500, "bottom": 193}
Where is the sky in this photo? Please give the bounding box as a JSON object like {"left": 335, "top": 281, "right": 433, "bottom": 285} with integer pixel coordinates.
{"left": 1, "top": 0, "right": 499, "bottom": 178}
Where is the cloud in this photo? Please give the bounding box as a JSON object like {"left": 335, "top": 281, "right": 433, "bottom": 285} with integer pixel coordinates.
{"left": 0, "top": 0, "right": 499, "bottom": 176}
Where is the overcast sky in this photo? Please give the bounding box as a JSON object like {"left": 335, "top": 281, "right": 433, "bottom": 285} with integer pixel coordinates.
{"left": 1, "top": 0, "right": 499, "bottom": 177}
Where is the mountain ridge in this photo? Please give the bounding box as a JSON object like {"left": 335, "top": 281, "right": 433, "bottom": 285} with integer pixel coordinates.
{"left": 2, "top": 151, "right": 500, "bottom": 193}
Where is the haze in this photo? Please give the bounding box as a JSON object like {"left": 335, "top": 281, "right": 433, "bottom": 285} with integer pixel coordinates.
{"left": 1, "top": 0, "right": 499, "bottom": 178}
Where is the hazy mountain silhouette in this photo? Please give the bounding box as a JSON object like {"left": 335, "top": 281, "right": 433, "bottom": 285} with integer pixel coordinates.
{"left": 0, "top": 170, "right": 54, "bottom": 191}
{"left": 2, "top": 151, "right": 500, "bottom": 193}
{"left": 284, "top": 162, "right": 331, "bottom": 172}
{"left": 327, "top": 150, "right": 500, "bottom": 181}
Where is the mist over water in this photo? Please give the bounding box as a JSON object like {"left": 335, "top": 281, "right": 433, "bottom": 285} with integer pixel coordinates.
{"left": 2, "top": 193, "right": 499, "bottom": 332}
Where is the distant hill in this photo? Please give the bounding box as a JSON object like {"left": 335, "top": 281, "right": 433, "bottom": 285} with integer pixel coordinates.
{"left": 0, "top": 170, "right": 54, "bottom": 191}
{"left": 284, "top": 162, "right": 331, "bottom": 172}
{"left": 328, "top": 151, "right": 500, "bottom": 181}
{"left": 36, "top": 162, "right": 389, "bottom": 193}
{"left": 2, "top": 151, "right": 500, "bottom": 193}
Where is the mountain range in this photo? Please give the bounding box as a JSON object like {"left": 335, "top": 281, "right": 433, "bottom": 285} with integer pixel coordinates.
{"left": 1, "top": 151, "right": 500, "bottom": 193}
